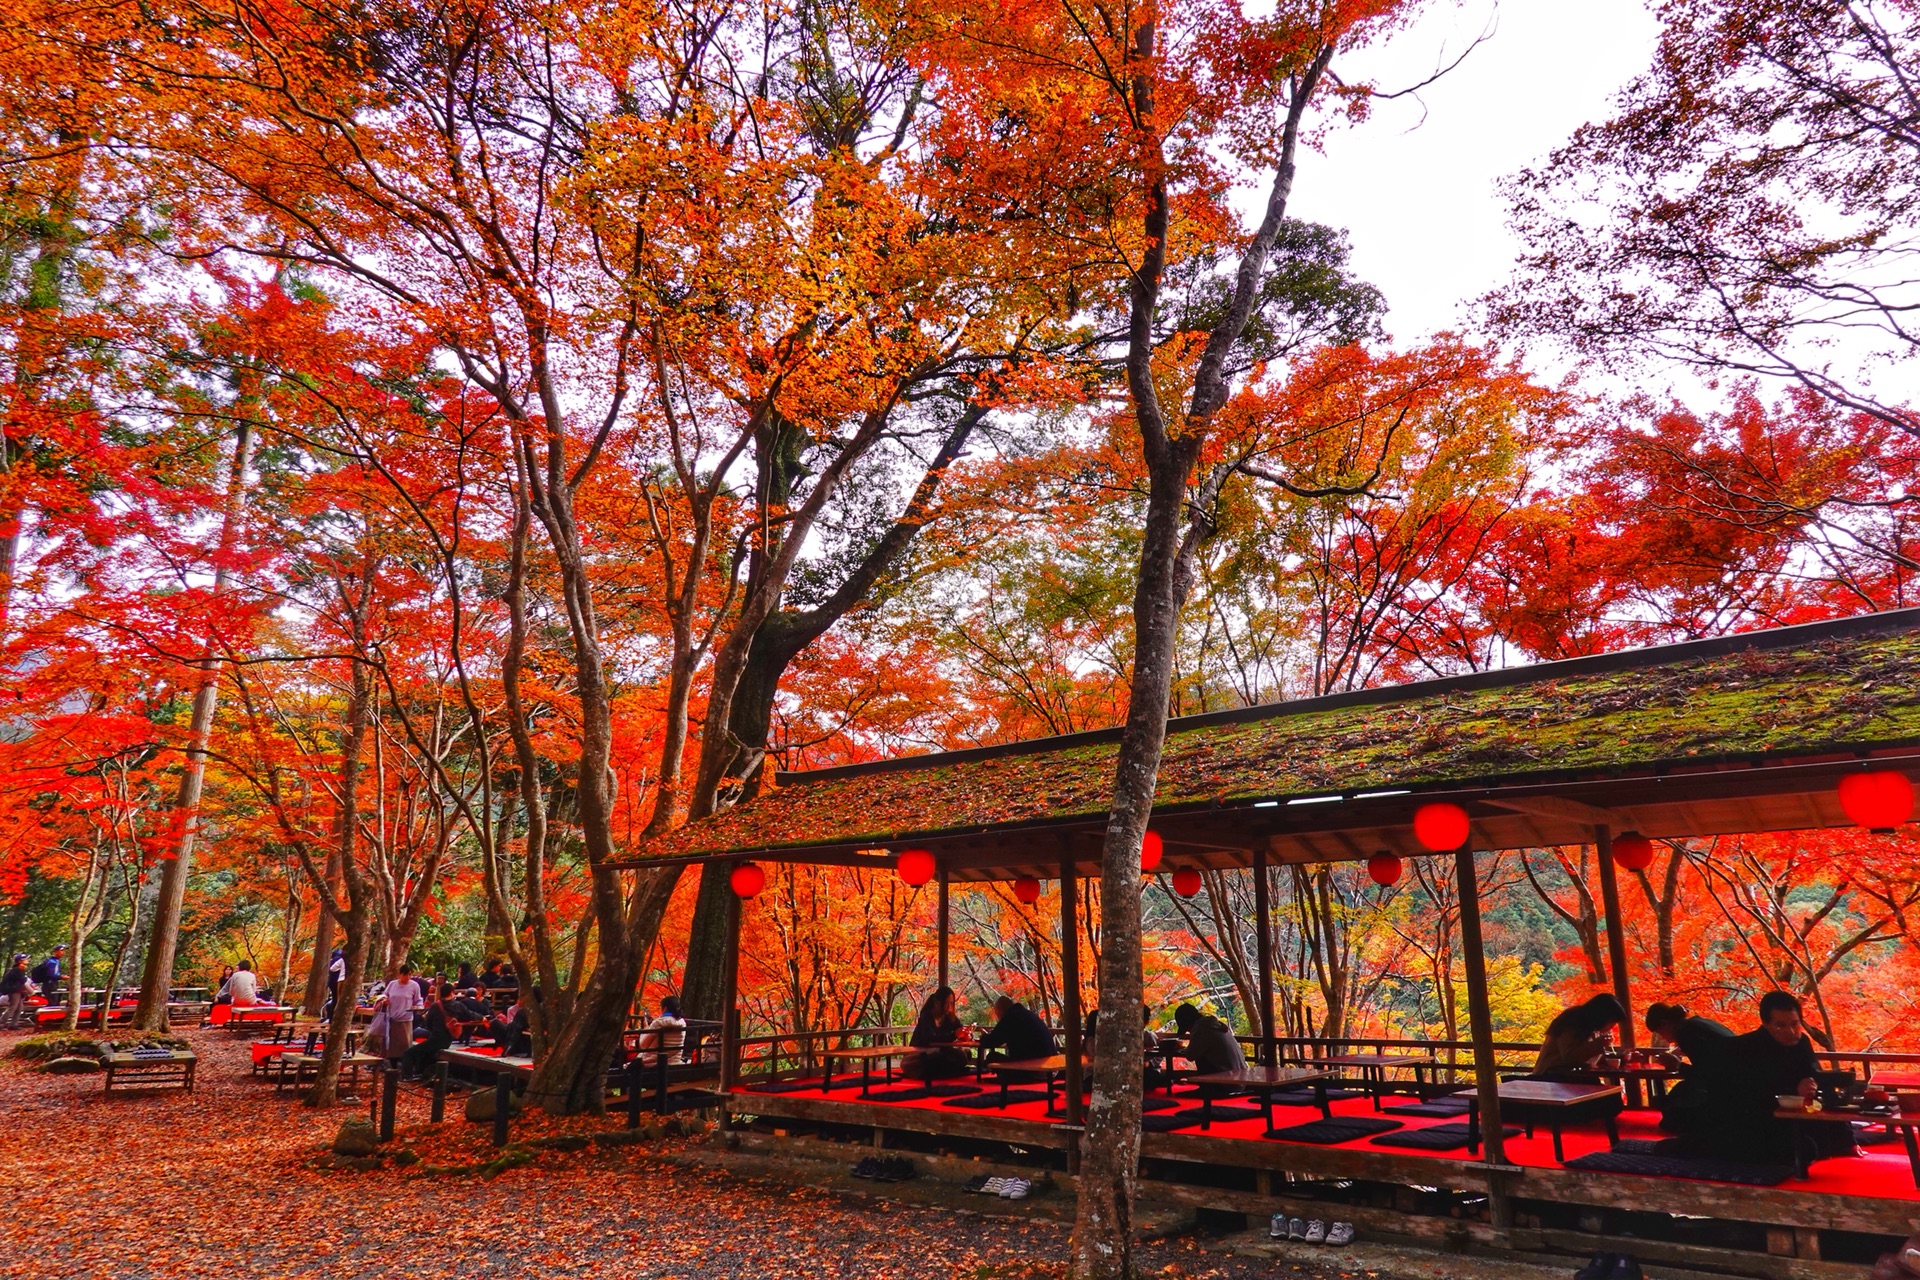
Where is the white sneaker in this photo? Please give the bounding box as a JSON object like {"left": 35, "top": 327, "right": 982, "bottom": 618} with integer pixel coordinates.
{"left": 1269, "top": 1213, "right": 1286, "bottom": 1239}
{"left": 1326, "top": 1221, "right": 1355, "bottom": 1246}
{"left": 1304, "top": 1220, "right": 1327, "bottom": 1244}
{"left": 982, "top": 1177, "right": 1008, "bottom": 1195}
{"left": 1007, "top": 1179, "right": 1030, "bottom": 1200}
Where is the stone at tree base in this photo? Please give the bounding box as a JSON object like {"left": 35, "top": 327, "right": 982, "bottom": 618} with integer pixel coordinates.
{"left": 332, "top": 1120, "right": 379, "bottom": 1156}
{"left": 43, "top": 1056, "right": 103, "bottom": 1074}
{"left": 464, "top": 1088, "right": 524, "bottom": 1122}
{"left": 330, "top": 1154, "right": 381, "bottom": 1172}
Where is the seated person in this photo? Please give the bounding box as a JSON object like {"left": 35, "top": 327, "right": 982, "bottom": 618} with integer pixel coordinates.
{"left": 1531, "top": 993, "right": 1625, "bottom": 1080}
{"left": 450, "top": 987, "right": 493, "bottom": 1032}
{"left": 906, "top": 986, "right": 970, "bottom": 1080}
{"left": 977, "top": 996, "right": 1056, "bottom": 1063}
{"left": 479, "top": 959, "right": 512, "bottom": 990}
{"left": 1645, "top": 1000, "right": 1736, "bottom": 1132}
{"left": 402, "top": 983, "right": 463, "bottom": 1079}
{"left": 485, "top": 999, "right": 531, "bottom": 1056}
{"left": 1173, "top": 1002, "right": 1246, "bottom": 1074}
{"left": 227, "top": 960, "right": 263, "bottom": 1008}
{"left": 1685, "top": 990, "right": 1854, "bottom": 1164}
{"left": 633, "top": 995, "right": 688, "bottom": 1067}
{"left": 212, "top": 964, "right": 236, "bottom": 1007}
{"left": 1087, "top": 1004, "right": 1170, "bottom": 1087}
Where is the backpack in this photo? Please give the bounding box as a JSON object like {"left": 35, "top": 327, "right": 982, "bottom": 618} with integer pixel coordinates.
{"left": 29, "top": 960, "right": 56, "bottom": 988}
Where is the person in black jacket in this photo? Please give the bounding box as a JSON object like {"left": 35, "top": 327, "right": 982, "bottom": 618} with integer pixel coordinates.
{"left": 1687, "top": 991, "right": 1852, "bottom": 1164}
{"left": 978, "top": 997, "right": 1055, "bottom": 1062}
{"left": 485, "top": 998, "right": 531, "bottom": 1056}
{"left": 1646, "top": 1001, "right": 1736, "bottom": 1132}
{"left": 402, "top": 984, "right": 464, "bottom": 1078}
{"left": 1, "top": 954, "right": 31, "bottom": 1030}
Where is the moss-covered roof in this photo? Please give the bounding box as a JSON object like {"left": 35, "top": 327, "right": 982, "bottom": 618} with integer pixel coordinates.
{"left": 639, "top": 611, "right": 1920, "bottom": 861}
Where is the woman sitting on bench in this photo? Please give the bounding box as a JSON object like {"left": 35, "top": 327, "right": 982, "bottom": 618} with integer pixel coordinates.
{"left": 905, "top": 987, "right": 969, "bottom": 1080}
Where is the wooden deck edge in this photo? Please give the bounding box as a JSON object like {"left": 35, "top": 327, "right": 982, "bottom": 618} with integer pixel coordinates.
{"left": 727, "top": 1090, "right": 1920, "bottom": 1238}
{"left": 727, "top": 1089, "right": 1072, "bottom": 1149}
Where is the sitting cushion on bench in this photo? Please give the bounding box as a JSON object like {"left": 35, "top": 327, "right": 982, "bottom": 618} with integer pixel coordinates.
{"left": 865, "top": 1084, "right": 981, "bottom": 1102}
{"left": 943, "top": 1089, "right": 1053, "bottom": 1109}
{"left": 1371, "top": 1121, "right": 1520, "bottom": 1151}
{"left": 1265, "top": 1116, "right": 1403, "bottom": 1144}
{"left": 1140, "top": 1103, "right": 1268, "bottom": 1133}
{"left": 1563, "top": 1149, "right": 1793, "bottom": 1186}
{"left": 1383, "top": 1096, "right": 1475, "bottom": 1118}
{"left": 1267, "top": 1086, "right": 1368, "bottom": 1105}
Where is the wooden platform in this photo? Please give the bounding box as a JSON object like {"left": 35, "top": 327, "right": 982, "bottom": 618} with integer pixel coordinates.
{"left": 727, "top": 1087, "right": 1920, "bottom": 1243}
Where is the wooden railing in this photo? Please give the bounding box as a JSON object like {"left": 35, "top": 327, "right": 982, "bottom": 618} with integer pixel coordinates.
{"left": 725, "top": 1024, "right": 1920, "bottom": 1090}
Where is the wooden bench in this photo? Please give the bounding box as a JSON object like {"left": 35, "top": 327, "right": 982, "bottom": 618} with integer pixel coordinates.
{"left": 101, "top": 1048, "right": 197, "bottom": 1095}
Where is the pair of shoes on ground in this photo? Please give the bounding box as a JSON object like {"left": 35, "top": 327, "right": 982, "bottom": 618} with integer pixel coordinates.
{"left": 963, "top": 1173, "right": 1035, "bottom": 1200}
{"left": 1268, "top": 1216, "right": 1354, "bottom": 1246}
{"left": 851, "top": 1156, "right": 916, "bottom": 1182}
{"left": 1573, "top": 1253, "right": 1644, "bottom": 1280}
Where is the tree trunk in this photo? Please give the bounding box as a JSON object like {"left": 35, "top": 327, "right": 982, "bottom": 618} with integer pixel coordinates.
{"left": 525, "top": 866, "right": 679, "bottom": 1113}
{"left": 300, "top": 848, "right": 339, "bottom": 1015}
{"left": 680, "top": 408, "right": 983, "bottom": 1021}
{"left": 306, "top": 642, "right": 373, "bottom": 1108}
{"left": 134, "top": 420, "right": 254, "bottom": 1030}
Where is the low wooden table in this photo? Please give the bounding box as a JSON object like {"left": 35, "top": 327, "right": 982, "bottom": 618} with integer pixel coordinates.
{"left": 271, "top": 1051, "right": 382, "bottom": 1095}
{"left": 821, "top": 1044, "right": 914, "bottom": 1098}
{"left": 101, "top": 1048, "right": 197, "bottom": 1095}
{"left": 982, "top": 1054, "right": 1084, "bottom": 1115}
{"left": 442, "top": 1047, "right": 533, "bottom": 1077}
{"left": 1470, "top": 1080, "right": 1622, "bottom": 1161}
{"left": 1592, "top": 1064, "right": 1679, "bottom": 1109}
{"left": 1306, "top": 1053, "right": 1438, "bottom": 1111}
{"left": 1774, "top": 1104, "right": 1898, "bottom": 1180}
{"left": 1185, "top": 1065, "right": 1335, "bottom": 1130}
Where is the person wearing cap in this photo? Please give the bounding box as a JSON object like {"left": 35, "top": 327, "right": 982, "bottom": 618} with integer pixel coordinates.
{"left": 0, "top": 954, "right": 31, "bottom": 1030}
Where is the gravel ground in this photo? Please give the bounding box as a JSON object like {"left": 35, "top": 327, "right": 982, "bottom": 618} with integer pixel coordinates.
{"left": 0, "top": 1027, "right": 1373, "bottom": 1280}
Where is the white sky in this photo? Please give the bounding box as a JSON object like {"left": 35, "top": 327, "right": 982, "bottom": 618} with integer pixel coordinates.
{"left": 1288, "top": 0, "right": 1663, "bottom": 350}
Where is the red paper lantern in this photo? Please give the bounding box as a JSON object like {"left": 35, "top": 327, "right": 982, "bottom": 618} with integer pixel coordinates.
{"left": 1140, "top": 829, "right": 1164, "bottom": 873}
{"left": 1170, "top": 867, "right": 1203, "bottom": 897}
{"left": 1366, "top": 851, "right": 1403, "bottom": 887}
{"left": 1612, "top": 831, "right": 1655, "bottom": 872}
{"left": 1013, "top": 875, "right": 1042, "bottom": 904}
{"left": 1413, "top": 802, "right": 1471, "bottom": 852}
{"left": 1839, "top": 770, "right": 1915, "bottom": 832}
{"left": 896, "top": 847, "right": 936, "bottom": 887}
{"left": 729, "top": 862, "right": 766, "bottom": 898}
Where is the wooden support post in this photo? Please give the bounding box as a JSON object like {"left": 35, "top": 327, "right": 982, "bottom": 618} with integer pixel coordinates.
{"left": 491, "top": 1072, "right": 511, "bottom": 1148}
{"left": 1059, "top": 855, "right": 1083, "bottom": 1128}
{"left": 937, "top": 866, "right": 951, "bottom": 990}
{"left": 719, "top": 889, "right": 742, "bottom": 1128}
{"left": 430, "top": 1061, "right": 447, "bottom": 1123}
{"left": 380, "top": 1059, "right": 399, "bottom": 1142}
{"left": 1594, "top": 824, "right": 1636, "bottom": 1049}
{"left": 1254, "top": 846, "right": 1275, "bottom": 1066}
{"left": 1455, "top": 845, "right": 1513, "bottom": 1228}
